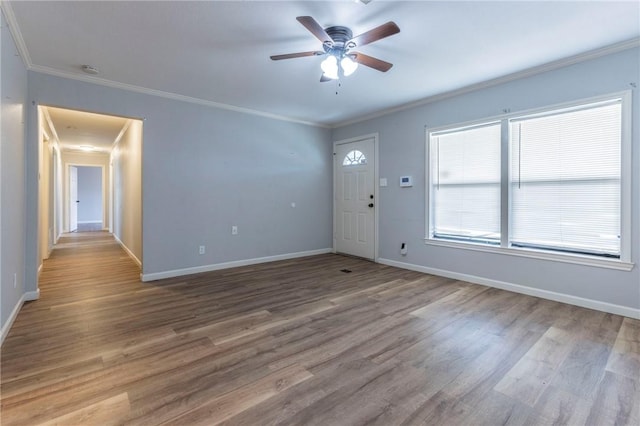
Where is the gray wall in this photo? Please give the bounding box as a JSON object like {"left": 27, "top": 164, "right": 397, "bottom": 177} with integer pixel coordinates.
{"left": 24, "top": 72, "right": 333, "bottom": 288}
{"left": 333, "top": 47, "right": 640, "bottom": 312}
{"left": 1, "top": 10, "right": 27, "bottom": 330}
{"left": 112, "top": 120, "right": 142, "bottom": 262}
{"left": 77, "top": 166, "right": 102, "bottom": 223}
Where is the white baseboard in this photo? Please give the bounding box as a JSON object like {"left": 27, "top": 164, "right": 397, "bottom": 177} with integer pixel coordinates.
{"left": 141, "top": 248, "right": 333, "bottom": 282}
{"left": 25, "top": 289, "right": 40, "bottom": 301}
{"left": 1, "top": 289, "right": 40, "bottom": 346}
{"left": 378, "top": 258, "right": 640, "bottom": 320}
{"left": 77, "top": 220, "right": 102, "bottom": 224}
{"left": 113, "top": 234, "right": 142, "bottom": 268}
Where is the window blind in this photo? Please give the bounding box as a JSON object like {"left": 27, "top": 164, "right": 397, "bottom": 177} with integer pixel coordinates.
{"left": 509, "top": 100, "right": 622, "bottom": 257}
{"left": 431, "top": 122, "right": 501, "bottom": 243}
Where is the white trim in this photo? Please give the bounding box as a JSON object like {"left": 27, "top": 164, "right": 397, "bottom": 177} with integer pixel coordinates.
{"left": 335, "top": 38, "right": 640, "bottom": 128}
{"left": 28, "top": 64, "right": 328, "bottom": 128}
{"left": 25, "top": 289, "right": 40, "bottom": 301}
{"left": 77, "top": 220, "right": 103, "bottom": 224}
{"left": 64, "top": 162, "right": 108, "bottom": 233}
{"left": 425, "top": 90, "right": 634, "bottom": 270}
{"left": 113, "top": 233, "right": 142, "bottom": 268}
{"left": 1, "top": 295, "right": 25, "bottom": 346}
{"left": 112, "top": 120, "right": 132, "bottom": 150}
{"left": 378, "top": 258, "right": 640, "bottom": 320}
{"left": 333, "top": 133, "right": 379, "bottom": 262}
{"left": 5, "top": 0, "right": 635, "bottom": 130}
{"left": 141, "top": 248, "right": 332, "bottom": 282}
{"left": 1, "top": 290, "right": 40, "bottom": 347}
{"left": 619, "top": 91, "right": 632, "bottom": 263}
{"left": 0, "top": 1, "right": 32, "bottom": 68}
{"left": 423, "top": 238, "right": 634, "bottom": 271}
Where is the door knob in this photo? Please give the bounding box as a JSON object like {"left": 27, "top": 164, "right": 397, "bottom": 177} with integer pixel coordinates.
{"left": 368, "top": 203, "right": 374, "bottom": 208}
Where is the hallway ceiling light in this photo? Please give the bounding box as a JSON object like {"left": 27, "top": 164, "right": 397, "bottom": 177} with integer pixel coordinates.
{"left": 79, "top": 145, "right": 96, "bottom": 151}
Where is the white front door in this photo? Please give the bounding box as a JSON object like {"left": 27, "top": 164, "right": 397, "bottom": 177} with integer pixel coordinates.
{"left": 334, "top": 137, "right": 375, "bottom": 260}
{"left": 69, "top": 165, "right": 78, "bottom": 232}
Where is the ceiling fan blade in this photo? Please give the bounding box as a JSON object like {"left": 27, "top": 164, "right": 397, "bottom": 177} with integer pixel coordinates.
{"left": 297, "top": 16, "right": 332, "bottom": 44}
{"left": 349, "top": 21, "right": 400, "bottom": 47}
{"left": 320, "top": 74, "right": 332, "bottom": 82}
{"left": 352, "top": 53, "right": 393, "bottom": 72}
{"left": 270, "top": 51, "right": 324, "bottom": 61}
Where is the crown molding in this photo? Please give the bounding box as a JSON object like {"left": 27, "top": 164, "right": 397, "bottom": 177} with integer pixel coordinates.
{"left": 0, "top": 0, "right": 32, "bottom": 67}
{"left": 1, "top": 0, "right": 326, "bottom": 128}
{"left": 28, "top": 64, "right": 329, "bottom": 128}
{"left": 333, "top": 37, "right": 640, "bottom": 128}
{"left": 3, "top": 0, "right": 637, "bottom": 130}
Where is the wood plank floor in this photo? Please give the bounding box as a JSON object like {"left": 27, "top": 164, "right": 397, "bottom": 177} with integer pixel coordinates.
{"left": 1, "top": 232, "right": 638, "bottom": 425}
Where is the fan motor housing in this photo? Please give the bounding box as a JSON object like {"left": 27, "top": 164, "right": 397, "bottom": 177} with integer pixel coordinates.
{"left": 323, "top": 26, "right": 356, "bottom": 53}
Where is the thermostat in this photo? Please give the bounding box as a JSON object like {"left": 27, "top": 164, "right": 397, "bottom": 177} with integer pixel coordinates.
{"left": 400, "top": 176, "right": 413, "bottom": 187}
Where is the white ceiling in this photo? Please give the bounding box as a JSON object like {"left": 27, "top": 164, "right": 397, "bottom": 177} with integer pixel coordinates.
{"left": 43, "top": 106, "right": 129, "bottom": 153}
{"left": 5, "top": 1, "right": 640, "bottom": 127}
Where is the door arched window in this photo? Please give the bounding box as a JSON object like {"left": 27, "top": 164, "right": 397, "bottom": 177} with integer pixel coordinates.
{"left": 342, "top": 150, "right": 367, "bottom": 166}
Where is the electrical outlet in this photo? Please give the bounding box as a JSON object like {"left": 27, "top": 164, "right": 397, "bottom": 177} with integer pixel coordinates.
{"left": 199, "top": 245, "right": 205, "bottom": 255}
{"left": 231, "top": 226, "right": 238, "bottom": 235}
{"left": 13, "top": 272, "right": 17, "bottom": 288}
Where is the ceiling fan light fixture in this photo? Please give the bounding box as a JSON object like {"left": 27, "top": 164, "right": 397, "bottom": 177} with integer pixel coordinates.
{"left": 321, "top": 55, "right": 339, "bottom": 80}
{"left": 272, "top": 16, "right": 399, "bottom": 82}
{"left": 341, "top": 55, "right": 358, "bottom": 76}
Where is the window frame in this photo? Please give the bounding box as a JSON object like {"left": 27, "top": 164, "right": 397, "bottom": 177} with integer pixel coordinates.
{"left": 425, "top": 91, "right": 633, "bottom": 271}
{"left": 428, "top": 120, "right": 503, "bottom": 245}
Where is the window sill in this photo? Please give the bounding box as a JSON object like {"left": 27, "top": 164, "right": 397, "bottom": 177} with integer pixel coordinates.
{"left": 423, "top": 238, "right": 634, "bottom": 271}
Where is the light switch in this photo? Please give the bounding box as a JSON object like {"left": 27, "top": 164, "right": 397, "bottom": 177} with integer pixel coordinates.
{"left": 380, "top": 178, "right": 388, "bottom": 187}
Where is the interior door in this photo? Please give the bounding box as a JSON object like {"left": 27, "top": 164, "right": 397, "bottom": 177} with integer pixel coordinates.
{"left": 335, "top": 137, "right": 375, "bottom": 259}
{"left": 69, "top": 165, "right": 78, "bottom": 232}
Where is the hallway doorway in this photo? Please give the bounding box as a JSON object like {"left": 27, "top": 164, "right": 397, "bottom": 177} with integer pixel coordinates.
{"left": 69, "top": 165, "right": 104, "bottom": 232}
{"left": 37, "top": 106, "right": 144, "bottom": 278}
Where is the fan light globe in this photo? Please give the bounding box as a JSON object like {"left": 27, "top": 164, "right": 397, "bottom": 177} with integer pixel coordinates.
{"left": 321, "top": 55, "right": 339, "bottom": 80}
{"left": 341, "top": 56, "right": 358, "bottom": 76}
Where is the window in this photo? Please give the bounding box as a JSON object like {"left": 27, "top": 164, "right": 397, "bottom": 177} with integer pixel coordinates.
{"left": 343, "top": 150, "right": 367, "bottom": 166}
{"left": 427, "top": 92, "right": 631, "bottom": 268}
{"left": 429, "top": 122, "right": 501, "bottom": 244}
{"left": 510, "top": 100, "right": 621, "bottom": 257}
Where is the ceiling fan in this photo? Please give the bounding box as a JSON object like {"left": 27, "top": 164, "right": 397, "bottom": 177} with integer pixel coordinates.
{"left": 270, "top": 16, "right": 400, "bottom": 82}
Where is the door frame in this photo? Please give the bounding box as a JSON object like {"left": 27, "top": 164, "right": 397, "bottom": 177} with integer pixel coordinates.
{"left": 64, "top": 163, "right": 107, "bottom": 232}
{"left": 69, "top": 165, "right": 78, "bottom": 232}
{"left": 333, "top": 133, "right": 379, "bottom": 261}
